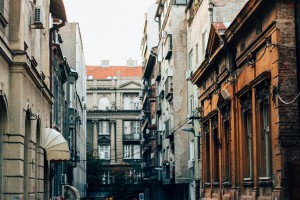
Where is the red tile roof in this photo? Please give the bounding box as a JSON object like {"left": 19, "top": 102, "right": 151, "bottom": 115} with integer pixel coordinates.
{"left": 212, "top": 22, "right": 227, "bottom": 31}
{"left": 86, "top": 66, "right": 143, "bottom": 79}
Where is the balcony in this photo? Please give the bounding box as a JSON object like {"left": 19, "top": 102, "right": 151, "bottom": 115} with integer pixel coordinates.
{"left": 164, "top": 34, "right": 172, "bottom": 60}
{"left": 123, "top": 159, "right": 142, "bottom": 164}
{"left": 123, "top": 133, "right": 141, "bottom": 141}
{"left": 149, "top": 84, "right": 156, "bottom": 102}
{"left": 156, "top": 131, "right": 162, "bottom": 147}
{"left": 164, "top": 119, "right": 173, "bottom": 138}
{"left": 162, "top": 165, "right": 171, "bottom": 184}
{"left": 165, "top": 76, "right": 173, "bottom": 102}
{"left": 156, "top": 101, "right": 162, "bottom": 115}
{"left": 155, "top": 62, "right": 162, "bottom": 81}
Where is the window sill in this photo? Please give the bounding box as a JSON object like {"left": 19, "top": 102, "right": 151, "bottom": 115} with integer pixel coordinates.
{"left": 258, "top": 177, "right": 272, "bottom": 187}
{"left": 212, "top": 182, "right": 219, "bottom": 187}
{"left": 222, "top": 181, "right": 232, "bottom": 187}
{"left": 242, "top": 178, "right": 254, "bottom": 187}
{"left": 204, "top": 182, "right": 210, "bottom": 187}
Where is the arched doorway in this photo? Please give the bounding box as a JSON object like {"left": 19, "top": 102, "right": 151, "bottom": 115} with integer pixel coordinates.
{"left": 0, "top": 95, "right": 8, "bottom": 199}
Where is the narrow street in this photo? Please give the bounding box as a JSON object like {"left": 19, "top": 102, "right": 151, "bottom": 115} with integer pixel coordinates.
{"left": 0, "top": 0, "right": 300, "bottom": 200}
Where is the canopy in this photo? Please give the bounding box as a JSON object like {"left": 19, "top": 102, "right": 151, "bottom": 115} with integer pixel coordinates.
{"left": 44, "top": 128, "right": 70, "bottom": 161}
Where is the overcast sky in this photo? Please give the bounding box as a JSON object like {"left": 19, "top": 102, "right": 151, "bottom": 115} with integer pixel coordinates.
{"left": 63, "top": 0, "right": 156, "bottom": 66}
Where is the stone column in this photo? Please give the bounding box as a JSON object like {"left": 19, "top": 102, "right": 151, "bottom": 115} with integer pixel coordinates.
{"left": 93, "top": 121, "right": 98, "bottom": 157}
{"left": 110, "top": 121, "right": 116, "bottom": 163}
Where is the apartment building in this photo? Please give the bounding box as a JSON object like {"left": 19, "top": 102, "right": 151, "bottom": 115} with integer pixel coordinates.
{"left": 185, "top": 0, "right": 248, "bottom": 199}
{"left": 59, "top": 22, "right": 87, "bottom": 199}
{"left": 191, "top": 0, "right": 300, "bottom": 199}
{"left": 86, "top": 61, "right": 144, "bottom": 199}
{"left": 0, "top": 0, "right": 70, "bottom": 199}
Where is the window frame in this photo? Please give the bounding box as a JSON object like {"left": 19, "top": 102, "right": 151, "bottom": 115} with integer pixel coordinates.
{"left": 98, "top": 145, "right": 110, "bottom": 160}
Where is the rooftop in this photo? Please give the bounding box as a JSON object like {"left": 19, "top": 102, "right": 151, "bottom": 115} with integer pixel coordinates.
{"left": 86, "top": 66, "right": 143, "bottom": 80}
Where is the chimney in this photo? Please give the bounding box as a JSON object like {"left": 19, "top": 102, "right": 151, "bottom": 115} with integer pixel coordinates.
{"left": 101, "top": 60, "right": 110, "bottom": 67}
{"left": 126, "top": 58, "right": 137, "bottom": 67}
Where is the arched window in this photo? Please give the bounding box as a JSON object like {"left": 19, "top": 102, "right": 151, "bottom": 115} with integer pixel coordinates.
{"left": 124, "top": 97, "right": 131, "bottom": 110}
{"left": 133, "top": 98, "right": 140, "bottom": 110}
{"left": 99, "top": 98, "right": 110, "bottom": 110}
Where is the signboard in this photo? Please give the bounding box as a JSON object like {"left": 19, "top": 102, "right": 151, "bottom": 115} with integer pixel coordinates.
{"left": 139, "top": 193, "right": 144, "bottom": 200}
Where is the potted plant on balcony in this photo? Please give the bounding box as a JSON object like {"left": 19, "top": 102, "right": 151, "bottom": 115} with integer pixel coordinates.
{"left": 161, "top": 160, "right": 170, "bottom": 166}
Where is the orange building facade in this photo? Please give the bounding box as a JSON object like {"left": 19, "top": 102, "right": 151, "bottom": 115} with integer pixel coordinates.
{"left": 191, "top": 0, "right": 300, "bottom": 199}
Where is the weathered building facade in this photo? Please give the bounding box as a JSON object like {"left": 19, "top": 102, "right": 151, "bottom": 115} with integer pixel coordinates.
{"left": 86, "top": 63, "right": 144, "bottom": 199}
{"left": 185, "top": 1, "right": 248, "bottom": 199}
{"left": 191, "top": 0, "right": 300, "bottom": 199}
{"left": 0, "top": 0, "right": 70, "bottom": 199}
{"left": 60, "top": 22, "right": 87, "bottom": 198}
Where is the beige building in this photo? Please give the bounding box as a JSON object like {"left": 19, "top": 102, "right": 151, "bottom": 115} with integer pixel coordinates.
{"left": 0, "top": 0, "right": 67, "bottom": 200}
{"left": 86, "top": 61, "right": 144, "bottom": 199}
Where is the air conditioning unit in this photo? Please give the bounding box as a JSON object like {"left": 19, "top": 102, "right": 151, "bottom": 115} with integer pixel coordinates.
{"left": 61, "top": 174, "right": 67, "bottom": 185}
{"left": 188, "top": 160, "right": 194, "bottom": 169}
{"left": 33, "top": 6, "right": 45, "bottom": 29}
{"left": 186, "top": 70, "right": 193, "bottom": 80}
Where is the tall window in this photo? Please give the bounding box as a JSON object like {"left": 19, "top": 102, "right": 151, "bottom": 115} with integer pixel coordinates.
{"left": 189, "top": 50, "right": 193, "bottom": 70}
{"left": 195, "top": 44, "right": 199, "bottom": 65}
{"left": 212, "top": 116, "right": 220, "bottom": 183}
{"left": 99, "top": 145, "right": 110, "bottom": 160}
{"left": 99, "top": 97, "right": 110, "bottom": 110}
{"left": 133, "top": 97, "right": 140, "bottom": 110}
{"left": 69, "top": 83, "right": 74, "bottom": 107}
{"left": 222, "top": 105, "right": 231, "bottom": 184}
{"left": 204, "top": 122, "right": 210, "bottom": 184}
{"left": 124, "top": 145, "right": 140, "bottom": 159}
{"left": 202, "top": 26, "right": 209, "bottom": 58}
{"left": 124, "top": 97, "right": 131, "bottom": 110}
{"left": 101, "top": 171, "right": 114, "bottom": 184}
{"left": 99, "top": 121, "right": 110, "bottom": 135}
{"left": 256, "top": 84, "right": 271, "bottom": 179}
{"left": 241, "top": 94, "right": 253, "bottom": 180}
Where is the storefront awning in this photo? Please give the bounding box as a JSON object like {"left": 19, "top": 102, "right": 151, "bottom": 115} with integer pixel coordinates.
{"left": 50, "top": 0, "right": 67, "bottom": 21}
{"left": 45, "top": 128, "right": 70, "bottom": 161}
{"left": 64, "top": 185, "right": 80, "bottom": 200}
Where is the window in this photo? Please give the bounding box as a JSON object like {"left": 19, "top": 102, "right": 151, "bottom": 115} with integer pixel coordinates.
{"left": 98, "top": 145, "right": 110, "bottom": 160}
{"left": 221, "top": 103, "right": 231, "bottom": 184}
{"left": 212, "top": 116, "right": 220, "bottom": 183}
{"left": 124, "top": 121, "right": 140, "bottom": 135}
{"left": 189, "top": 50, "right": 193, "bottom": 70}
{"left": 124, "top": 145, "right": 140, "bottom": 159}
{"left": 125, "top": 169, "right": 141, "bottom": 184}
{"left": 101, "top": 171, "right": 114, "bottom": 185}
{"left": 202, "top": 26, "right": 208, "bottom": 58}
{"left": 241, "top": 94, "right": 253, "bottom": 180}
{"left": 99, "top": 97, "right": 110, "bottom": 110}
{"left": 203, "top": 122, "right": 210, "bottom": 184}
{"left": 124, "top": 97, "right": 131, "bottom": 110}
{"left": 99, "top": 121, "right": 110, "bottom": 135}
{"left": 133, "top": 97, "right": 140, "bottom": 110}
{"left": 173, "top": 0, "right": 187, "bottom": 5}
{"left": 256, "top": 84, "right": 271, "bottom": 179}
{"left": 223, "top": 120, "right": 231, "bottom": 183}
{"left": 69, "top": 83, "right": 73, "bottom": 107}
{"left": 195, "top": 44, "right": 199, "bottom": 65}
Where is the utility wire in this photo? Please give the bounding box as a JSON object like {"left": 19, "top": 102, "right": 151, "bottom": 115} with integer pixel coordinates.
{"left": 278, "top": 92, "right": 300, "bottom": 105}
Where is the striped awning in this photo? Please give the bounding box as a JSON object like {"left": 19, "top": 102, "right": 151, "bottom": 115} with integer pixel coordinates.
{"left": 44, "top": 128, "right": 70, "bottom": 161}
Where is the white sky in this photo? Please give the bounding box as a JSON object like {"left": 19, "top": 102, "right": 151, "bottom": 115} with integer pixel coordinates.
{"left": 63, "top": 0, "right": 156, "bottom": 66}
